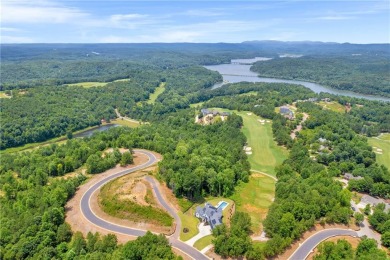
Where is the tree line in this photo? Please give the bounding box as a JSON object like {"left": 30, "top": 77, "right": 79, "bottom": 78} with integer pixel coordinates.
{"left": 250, "top": 55, "right": 390, "bottom": 97}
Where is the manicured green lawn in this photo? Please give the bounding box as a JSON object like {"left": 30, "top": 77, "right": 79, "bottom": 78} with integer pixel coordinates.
{"left": 212, "top": 108, "right": 288, "bottom": 176}
{"left": 238, "top": 111, "right": 288, "bottom": 176}
{"left": 378, "top": 133, "right": 390, "bottom": 141}
{"left": 147, "top": 82, "right": 166, "bottom": 104}
{"left": 180, "top": 197, "right": 233, "bottom": 241}
{"left": 194, "top": 235, "right": 213, "bottom": 250}
{"left": 179, "top": 211, "right": 199, "bottom": 241}
{"left": 230, "top": 174, "right": 275, "bottom": 235}
{"left": 368, "top": 134, "right": 390, "bottom": 170}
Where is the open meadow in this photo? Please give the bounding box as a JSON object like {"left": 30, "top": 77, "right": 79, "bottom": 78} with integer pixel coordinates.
{"left": 368, "top": 133, "right": 390, "bottom": 170}
{"left": 147, "top": 82, "right": 166, "bottom": 104}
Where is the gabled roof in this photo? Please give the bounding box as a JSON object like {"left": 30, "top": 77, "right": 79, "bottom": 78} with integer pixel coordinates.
{"left": 195, "top": 203, "right": 223, "bottom": 229}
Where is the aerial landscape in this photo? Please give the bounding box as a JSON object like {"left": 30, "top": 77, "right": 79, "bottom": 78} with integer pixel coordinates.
{"left": 1, "top": 1, "right": 390, "bottom": 259}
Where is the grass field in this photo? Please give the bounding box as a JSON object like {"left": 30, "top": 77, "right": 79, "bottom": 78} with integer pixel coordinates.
{"left": 67, "top": 78, "right": 130, "bottom": 88}
{"left": 190, "top": 101, "right": 205, "bottom": 108}
{"left": 238, "top": 91, "right": 258, "bottom": 96}
{"left": 0, "top": 91, "right": 11, "bottom": 98}
{"left": 206, "top": 108, "right": 282, "bottom": 235}
{"left": 230, "top": 174, "right": 275, "bottom": 235}
{"left": 368, "top": 133, "right": 390, "bottom": 170}
{"left": 111, "top": 118, "right": 140, "bottom": 128}
{"left": 239, "top": 111, "right": 288, "bottom": 176}
{"left": 194, "top": 235, "right": 213, "bottom": 250}
{"left": 113, "top": 78, "right": 130, "bottom": 82}
{"left": 378, "top": 133, "right": 390, "bottom": 141}
{"left": 179, "top": 211, "right": 200, "bottom": 241}
{"left": 213, "top": 108, "right": 288, "bottom": 176}
{"left": 180, "top": 197, "right": 233, "bottom": 241}
{"left": 67, "top": 82, "right": 108, "bottom": 88}
{"left": 147, "top": 82, "right": 166, "bottom": 104}
{"left": 317, "top": 101, "right": 345, "bottom": 113}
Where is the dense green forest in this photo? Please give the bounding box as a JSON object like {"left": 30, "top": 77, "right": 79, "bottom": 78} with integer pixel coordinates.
{"left": 192, "top": 85, "right": 389, "bottom": 258}
{"left": 0, "top": 66, "right": 220, "bottom": 149}
{"left": 2, "top": 42, "right": 389, "bottom": 91}
{"left": 0, "top": 43, "right": 262, "bottom": 89}
{"left": 251, "top": 55, "right": 390, "bottom": 97}
{"left": 0, "top": 106, "right": 250, "bottom": 258}
{"left": 1, "top": 43, "right": 390, "bottom": 259}
{"left": 314, "top": 238, "right": 387, "bottom": 260}
{"left": 368, "top": 203, "right": 390, "bottom": 247}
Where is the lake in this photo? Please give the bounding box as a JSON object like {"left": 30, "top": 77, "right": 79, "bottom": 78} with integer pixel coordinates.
{"left": 73, "top": 124, "right": 120, "bottom": 138}
{"left": 204, "top": 60, "right": 390, "bottom": 102}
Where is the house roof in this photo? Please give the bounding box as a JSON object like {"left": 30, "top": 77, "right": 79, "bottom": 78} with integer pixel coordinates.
{"left": 195, "top": 203, "right": 223, "bottom": 229}
{"left": 201, "top": 109, "right": 210, "bottom": 115}
{"left": 361, "top": 195, "right": 390, "bottom": 211}
{"left": 280, "top": 106, "right": 291, "bottom": 114}
{"left": 343, "top": 173, "right": 364, "bottom": 180}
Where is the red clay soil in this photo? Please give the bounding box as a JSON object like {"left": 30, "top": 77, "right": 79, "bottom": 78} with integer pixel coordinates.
{"left": 65, "top": 150, "right": 165, "bottom": 243}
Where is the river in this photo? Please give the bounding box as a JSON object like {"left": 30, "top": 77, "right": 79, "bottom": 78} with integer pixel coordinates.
{"left": 204, "top": 60, "right": 390, "bottom": 102}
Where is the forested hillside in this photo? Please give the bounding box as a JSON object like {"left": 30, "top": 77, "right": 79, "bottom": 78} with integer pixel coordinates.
{"left": 0, "top": 66, "right": 221, "bottom": 149}
{"left": 251, "top": 55, "right": 390, "bottom": 97}
{"left": 196, "top": 87, "right": 390, "bottom": 258}
{"left": 1, "top": 43, "right": 390, "bottom": 259}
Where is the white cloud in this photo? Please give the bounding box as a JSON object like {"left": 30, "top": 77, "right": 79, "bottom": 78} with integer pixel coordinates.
{"left": 107, "top": 13, "right": 157, "bottom": 29}
{"left": 110, "top": 13, "right": 149, "bottom": 21}
{"left": 317, "top": 16, "right": 355, "bottom": 20}
{"left": 0, "top": 27, "right": 22, "bottom": 32}
{"left": 1, "top": 1, "right": 89, "bottom": 24}
{"left": 98, "top": 19, "right": 281, "bottom": 43}
{"left": 1, "top": 35, "right": 35, "bottom": 43}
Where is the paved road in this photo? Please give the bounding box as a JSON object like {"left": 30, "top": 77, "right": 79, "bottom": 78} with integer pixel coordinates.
{"left": 80, "top": 149, "right": 209, "bottom": 260}
{"left": 145, "top": 176, "right": 181, "bottom": 239}
{"left": 289, "top": 229, "right": 359, "bottom": 260}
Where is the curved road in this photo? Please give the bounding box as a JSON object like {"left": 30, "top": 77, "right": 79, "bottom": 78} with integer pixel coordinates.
{"left": 288, "top": 229, "right": 359, "bottom": 260}
{"left": 80, "top": 149, "right": 209, "bottom": 260}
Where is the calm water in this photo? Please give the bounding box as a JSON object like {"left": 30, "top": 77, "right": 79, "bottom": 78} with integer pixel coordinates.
{"left": 74, "top": 124, "right": 119, "bottom": 138}
{"left": 205, "top": 61, "right": 390, "bottom": 102}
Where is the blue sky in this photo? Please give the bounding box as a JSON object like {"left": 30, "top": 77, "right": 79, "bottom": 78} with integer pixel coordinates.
{"left": 1, "top": 1, "right": 389, "bottom": 43}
